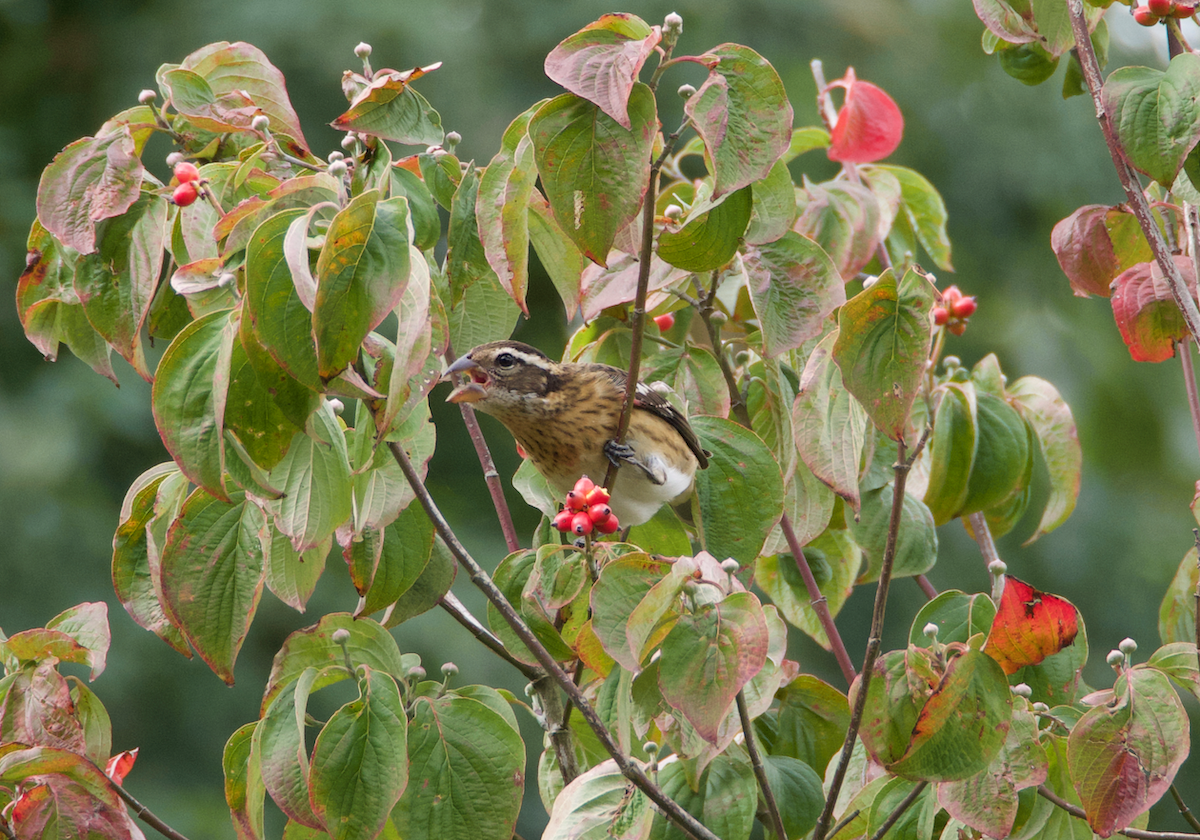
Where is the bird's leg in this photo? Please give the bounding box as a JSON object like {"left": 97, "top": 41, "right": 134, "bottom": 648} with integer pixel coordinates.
{"left": 603, "top": 440, "right": 665, "bottom": 485}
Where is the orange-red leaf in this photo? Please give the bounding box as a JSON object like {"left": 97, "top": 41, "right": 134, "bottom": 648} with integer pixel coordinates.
{"left": 827, "top": 69, "right": 904, "bottom": 164}
{"left": 104, "top": 748, "right": 138, "bottom": 785}
{"left": 983, "top": 576, "right": 1079, "bottom": 675}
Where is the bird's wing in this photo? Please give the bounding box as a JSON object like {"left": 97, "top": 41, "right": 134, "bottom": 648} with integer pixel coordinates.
{"left": 589, "top": 364, "right": 710, "bottom": 469}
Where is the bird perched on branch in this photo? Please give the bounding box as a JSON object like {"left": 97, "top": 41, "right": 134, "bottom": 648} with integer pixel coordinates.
{"left": 445, "top": 340, "right": 709, "bottom": 528}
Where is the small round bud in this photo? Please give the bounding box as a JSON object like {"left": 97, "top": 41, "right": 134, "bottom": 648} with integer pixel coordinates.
{"left": 341, "top": 133, "right": 358, "bottom": 150}
{"left": 943, "top": 355, "right": 961, "bottom": 370}
{"left": 425, "top": 145, "right": 441, "bottom": 155}
{"left": 922, "top": 622, "right": 939, "bottom": 640}
{"left": 251, "top": 114, "right": 271, "bottom": 133}
{"left": 677, "top": 83, "right": 697, "bottom": 100}
{"left": 664, "top": 204, "right": 683, "bottom": 221}
{"left": 643, "top": 740, "right": 659, "bottom": 755}
{"left": 329, "top": 160, "right": 349, "bottom": 178}
{"left": 988, "top": 559, "right": 1007, "bottom": 576}
{"left": 1011, "top": 683, "right": 1032, "bottom": 698}
{"left": 332, "top": 628, "right": 351, "bottom": 644}
{"left": 721, "top": 558, "right": 740, "bottom": 574}
{"left": 355, "top": 42, "right": 373, "bottom": 59}
{"left": 524, "top": 683, "right": 536, "bottom": 698}
{"left": 328, "top": 151, "right": 345, "bottom": 163}
{"left": 663, "top": 12, "right": 683, "bottom": 32}
{"left": 709, "top": 310, "right": 727, "bottom": 326}
{"left": 1106, "top": 650, "right": 1125, "bottom": 668}
{"left": 166, "top": 151, "right": 185, "bottom": 168}
{"left": 862, "top": 274, "right": 879, "bottom": 290}
{"left": 735, "top": 350, "right": 751, "bottom": 366}
{"left": 1032, "top": 701, "right": 1050, "bottom": 714}
{"left": 407, "top": 665, "right": 427, "bottom": 681}
{"left": 1119, "top": 637, "right": 1138, "bottom": 655}
{"left": 441, "top": 662, "right": 459, "bottom": 677}
{"left": 217, "top": 272, "right": 236, "bottom": 289}
{"left": 328, "top": 398, "right": 345, "bottom": 415}
{"left": 138, "top": 89, "right": 157, "bottom": 105}
{"left": 445, "top": 131, "right": 462, "bottom": 147}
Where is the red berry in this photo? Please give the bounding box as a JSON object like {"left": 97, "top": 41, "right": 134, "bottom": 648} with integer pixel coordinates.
{"left": 172, "top": 182, "right": 199, "bottom": 207}
{"left": 173, "top": 161, "right": 201, "bottom": 183}
{"left": 571, "top": 511, "right": 593, "bottom": 536}
{"left": 948, "top": 321, "right": 967, "bottom": 337}
{"left": 653, "top": 312, "right": 675, "bottom": 331}
{"left": 595, "top": 513, "right": 621, "bottom": 534}
{"left": 553, "top": 509, "right": 576, "bottom": 532}
{"left": 941, "top": 285, "right": 962, "bottom": 305}
{"left": 585, "top": 486, "right": 610, "bottom": 506}
{"left": 1148, "top": 0, "right": 1174, "bottom": 15}
{"left": 1133, "top": 5, "right": 1161, "bottom": 24}
{"left": 952, "top": 297, "right": 977, "bottom": 319}
{"left": 1174, "top": 1, "right": 1196, "bottom": 16}
{"left": 515, "top": 442, "right": 526, "bottom": 458}
{"left": 573, "top": 476, "right": 595, "bottom": 496}
{"left": 933, "top": 306, "right": 949, "bottom": 326}
{"left": 588, "top": 504, "right": 613, "bottom": 524}
{"left": 565, "top": 490, "right": 588, "bottom": 512}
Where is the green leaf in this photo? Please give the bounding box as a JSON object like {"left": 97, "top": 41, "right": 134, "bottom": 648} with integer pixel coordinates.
{"left": 864, "top": 164, "right": 953, "bottom": 271}
{"left": 923, "top": 383, "right": 976, "bottom": 525}
{"left": 756, "top": 529, "right": 860, "bottom": 651}
{"left": 529, "top": 194, "right": 589, "bottom": 318}
{"left": 543, "top": 758, "right": 653, "bottom": 840}
{"left": 795, "top": 180, "right": 881, "bottom": 279}
{"left": 256, "top": 672, "right": 324, "bottom": 828}
{"left": 850, "top": 484, "right": 937, "bottom": 582}
{"left": 867, "top": 778, "right": 939, "bottom": 840}
{"left": 757, "top": 754, "right": 820, "bottom": 831}
{"left": 314, "top": 191, "right": 411, "bottom": 379}
{"left": 544, "top": 14, "right": 659, "bottom": 129}
{"left": 590, "top": 553, "right": 673, "bottom": 671}
{"left": 744, "top": 231, "right": 844, "bottom": 358}
{"left": 961, "top": 392, "right": 1030, "bottom": 516}
{"left": 1110, "top": 256, "right": 1192, "bottom": 363}
{"left": 391, "top": 167, "right": 441, "bottom": 251}
{"left": 658, "top": 592, "right": 768, "bottom": 743}
{"left": 1104, "top": 53, "right": 1200, "bottom": 187}
{"left": 657, "top": 184, "right": 753, "bottom": 272}
{"left": 530, "top": 85, "right": 656, "bottom": 264}
{"left": 224, "top": 722, "right": 265, "bottom": 840}
{"left": 393, "top": 694, "right": 525, "bottom": 840}
{"left": 1160, "top": 547, "right": 1199, "bottom": 645}
{"left": 691, "top": 415, "right": 784, "bottom": 565}
{"left": 356, "top": 502, "right": 436, "bottom": 618}
{"left": 650, "top": 754, "right": 756, "bottom": 840}
{"left": 332, "top": 67, "right": 444, "bottom": 146}
{"left": 1008, "top": 376, "right": 1081, "bottom": 543}
{"left": 745, "top": 158, "right": 798, "bottom": 246}
{"left": 1146, "top": 642, "right": 1200, "bottom": 702}
{"left": 384, "top": 537, "right": 456, "bottom": 628}
{"left": 1068, "top": 667, "right": 1188, "bottom": 835}
{"left": 160, "top": 489, "right": 266, "bottom": 685}
{"left": 909, "top": 590, "right": 996, "bottom": 648}
{"left": 998, "top": 42, "right": 1059, "bottom": 86}
{"left": 487, "top": 550, "right": 575, "bottom": 664}
{"left": 446, "top": 163, "right": 498, "bottom": 306}
{"left": 264, "top": 529, "right": 328, "bottom": 613}
{"left": 684, "top": 44, "right": 793, "bottom": 198}
{"left": 310, "top": 668, "right": 408, "bottom": 840}
{"left": 770, "top": 675, "right": 851, "bottom": 778}
{"left": 833, "top": 267, "right": 936, "bottom": 442}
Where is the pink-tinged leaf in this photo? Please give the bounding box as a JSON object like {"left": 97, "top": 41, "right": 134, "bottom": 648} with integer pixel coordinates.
{"left": 684, "top": 44, "right": 793, "bottom": 198}
{"left": 579, "top": 251, "right": 688, "bottom": 321}
{"left": 984, "top": 576, "right": 1080, "bottom": 675}
{"left": 827, "top": 69, "right": 904, "bottom": 164}
{"left": 590, "top": 553, "right": 673, "bottom": 671}
{"left": 36, "top": 127, "right": 144, "bottom": 254}
{"left": 793, "top": 332, "right": 867, "bottom": 510}
{"left": 530, "top": 85, "right": 656, "bottom": 264}
{"left": 1050, "top": 205, "right": 1152, "bottom": 299}
{"left": 160, "top": 489, "right": 267, "bottom": 685}
{"left": 104, "top": 748, "right": 138, "bottom": 785}
{"left": 1009, "top": 376, "right": 1082, "bottom": 543}
{"left": 1111, "top": 256, "right": 1194, "bottom": 363}
{"left": 529, "top": 193, "right": 588, "bottom": 319}
{"left": 477, "top": 105, "right": 543, "bottom": 313}
{"left": 972, "top": 0, "right": 1039, "bottom": 44}
{"left": 0, "top": 661, "right": 86, "bottom": 752}
{"left": 744, "top": 231, "right": 845, "bottom": 358}
{"left": 0, "top": 749, "right": 140, "bottom": 840}
{"left": 658, "top": 592, "right": 769, "bottom": 743}
{"left": 257, "top": 672, "right": 324, "bottom": 828}
{"left": 331, "top": 63, "right": 444, "bottom": 146}
{"left": 44, "top": 602, "right": 110, "bottom": 681}
{"left": 544, "top": 14, "right": 660, "bottom": 129}
{"left": 795, "top": 179, "right": 882, "bottom": 279}
{"left": 176, "top": 41, "right": 310, "bottom": 153}
{"left": 1104, "top": 54, "right": 1200, "bottom": 188}
{"left": 1068, "top": 667, "right": 1189, "bottom": 836}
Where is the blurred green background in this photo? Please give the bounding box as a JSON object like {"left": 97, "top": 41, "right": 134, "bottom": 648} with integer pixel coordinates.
{"left": 3, "top": 0, "right": 1200, "bottom": 835}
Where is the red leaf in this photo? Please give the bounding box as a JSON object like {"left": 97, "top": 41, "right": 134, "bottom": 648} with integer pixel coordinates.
{"left": 983, "top": 576, "right": 1079, "bottom": 675}
{"left": 105, "top": 748, "right": 139, "bottom": 785}
{"left": 1111, "top": 256, "right": 1194, "bottom": 363}
{"left": 826, "top": 69, "right": 904, "bottom": 164}
{"left": 1050, "top": 205, "right": 1119, "bottom": 298}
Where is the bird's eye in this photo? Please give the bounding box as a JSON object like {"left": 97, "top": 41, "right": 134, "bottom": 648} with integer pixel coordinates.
{"left": 495, "top": 352, "right": 517, "bottom": 369}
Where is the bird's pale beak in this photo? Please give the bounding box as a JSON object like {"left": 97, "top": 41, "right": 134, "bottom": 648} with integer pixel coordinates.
{"left": 445, "top": 356, "right": 488, "bottom": 404}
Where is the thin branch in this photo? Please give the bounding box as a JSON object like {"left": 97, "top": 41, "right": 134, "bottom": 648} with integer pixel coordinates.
{"left": 111, "top": 782, "right": 192, "bottom": 840}
{"left": 602, "top": 119, "right": 689, "bottom": 491}
{"left": 968, "top": 511, "right": 1003, "bottom": 575}
{"left": 868, "top": 781, "right": 928, "bottom": 840}
{"left": 779, "top": 515, "right": 857, "bottom": 686}
{"left": 1067, "top": 0, "right": 1200, "bottom": 345}
{"left": 1172, "top": 783, "right": 1200, "bottom": 833}
{"left": 826, "top": 808, "right": 861, "bottom": 840}
{"left": 812, "top": 429, "right": 930, "bottom": 840}
{"left": 1194, "top": 529, "right": 1200, "bottom": 672}
{"left": 699, "top": 270, "right": 752, "bottom": 427}
{"left": 1037, "top": 785, "right": 1200, "bottom": 840}
{"left": 536, "top": 673, "right": 581, "bottom": 784}
{"left": 386, "top": 440, "right": 721, "bottom": 840}
{"left": 438, "top": 591, "right": 543, "bottom": 682}
{"left": 915, "top": 575, "right": 939, "bottom": 601}
{"left": 0, "top": 818, "right": 15, "bottom": 840}
{"left": 736, "top": 691, "right": 787, "bottom": 840}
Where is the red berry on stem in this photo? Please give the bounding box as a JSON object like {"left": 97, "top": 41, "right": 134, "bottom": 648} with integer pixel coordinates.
{"left": 948, "top": 321, "right": 967, "bottom": 337}
{"left": 573, "top": 476, "right": 595, "bottom": 496}
{"left": 952, "top": 297, "right": 977, "bottom": 319}
{"left": 933, "top": 306, "right": 949, "bottom": 326}
{"left": 571, "top": 511, "right": 593, "bottom": 536}
{"left": 1133, "top": 5, "right": 1162, "bottom": 24}
{"left": 172, "top": 182, "right": 199, "bottom": 207}
{"left": 595, "top": 513, "right": 621, "bottom": 534}
{"left": 585, "top": 486, "right": 610, "bottom": 506}
{"left": 565, "top": 490, "right": 588, "bottom": 512}
{"left": 1174, "top": 1, "right": 1196, "bottom": 16}
{"left": 174, "top": 161, "right": 201, "bottom": 184}
{"left": 553, "top": 509, "right": 575, "bottom": 532}
{"left": 588, "top": 504, "right": 613, "bottom": 524}
{"left": 1148, "top": 0, "right": 1174, "bottom": 15}
{"left": 653, "top": 312, "right": 675, "bottom": 331}
{"left": 941, "top": 285, "right": 962, "bottom": 305}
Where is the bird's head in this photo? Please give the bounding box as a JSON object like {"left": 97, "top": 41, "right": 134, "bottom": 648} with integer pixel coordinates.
{"left": 444, "top": 341, "right": 563, "bottom": 410}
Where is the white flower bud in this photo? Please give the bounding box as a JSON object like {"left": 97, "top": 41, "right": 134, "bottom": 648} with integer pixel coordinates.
{"left": 922, "top": 622, "right": 939, "bottom": 639}
{"left": 862, "top": 275, "right": 879, "bottom": 289}
{"left": 720, "top": 558, "right": 739, "bottom": 574}
{"left": 328, "top": 398, "right": 345, "bottom": 415}
{"left": 328, "top": 160, "right": 348, "bottom": 178}
{"left": 441, "top": 662, "right": 459, "bottom": 677}
{"left": 677, "top": 83, "right": 697, "bottom": 100}
{"left": 1032, "top": 701, "right": 1049, "bottom": 714}
{"left": 328, "top": 151, "right": 345, "bottom": 163}
{"left": 217, "top": 272, "right": 236, "bottom": 289}
{"left": 166, "top": 152, "right": 185, "bottom": 168}
{"left": 664, "top": 12, "right": 683, "bottom": 33}
{"left": 643, "top": 740, "right": 659, "bottom": 755}
{"left": 988, "top": 559, "right": 1007, "bottom": 576}
{"left": 354, "top": 42, "right": 373, "bottom": 59}
{"left": 664, "top": 204, "right": 683, "bottom": 220}
{"left": 1106, "top": 650, "right": 1124, "bottom": 668}
{"left": 341, "top": 133, "right": 358, "bottom": 150}
{"left": 331, "top": 628, "right": 351, "bottom": 645}
{"left": 445, "top": 131, "right": 462, "bottom": 147}
{"left": 407, "top": 665, "right": 427, "bottom": 681}
{"left": 138, "top": 89, "right": 157, "bottom": 105}
{"left": 251, "top": 114, "right": 271, "bottom": 133}
{"left": 1011, "top": 683, "right": 1032, "bottom": 698}
{"left": 1118, "top": 637, "right": 1137, "bottom": 656}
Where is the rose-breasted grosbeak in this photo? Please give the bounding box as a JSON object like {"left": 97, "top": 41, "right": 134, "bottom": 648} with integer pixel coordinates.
{"left": 444, "top": 340, "right": 709, "bottom": 527}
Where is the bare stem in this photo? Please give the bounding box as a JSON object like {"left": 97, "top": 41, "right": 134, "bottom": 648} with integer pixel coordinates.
{"left": 1037, "top": 785, "right": 1200, "bottom": 840}
{"left": 868, "top": 782, "right": 928, "bottom": 840}
{"left": 1172, "top": 784, "right": 1200, "bottom": 832}
{"left": 386, "top": 440, "right": 721, "bottom": 840}
{"left": 111, "top": 782, "right": 192, "bottom": 840}
{"left": 812, "top": 430, "right": 930, "bottom": 840}
{"left": 968, "top": 511, "right": 1002, "bottom": 575}
{"left": 1067, "top": 0, "right": 1200, "bottom": 344}
{"left": 736, "top": 691, "right": 787, "bottom": 840}
{"left": 914, "top": 575, "right": 939, "bottom": 600}
{"left": 437, "top": 591, "right": 543, "bottom": 682}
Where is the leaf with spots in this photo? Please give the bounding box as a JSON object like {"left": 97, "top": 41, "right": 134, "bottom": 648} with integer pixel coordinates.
{"left": 984, "top": 576, "right": 1080, "bottom": 675}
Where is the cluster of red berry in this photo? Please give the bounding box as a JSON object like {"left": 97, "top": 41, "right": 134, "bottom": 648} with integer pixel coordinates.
{"left": 1134, "top": 0, "right": 1195, "bottom": 25}
{"left": 171, "top": 161, "right": 203, "bottom": 206}
{"left": 932, "top": 285, "right": 976, "bottom": 336}
{"left": 551, "top": 476, "right": 621, "bottom": 536}
{"left": 653, "top": 312, "right": 675, "bottom": 331}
